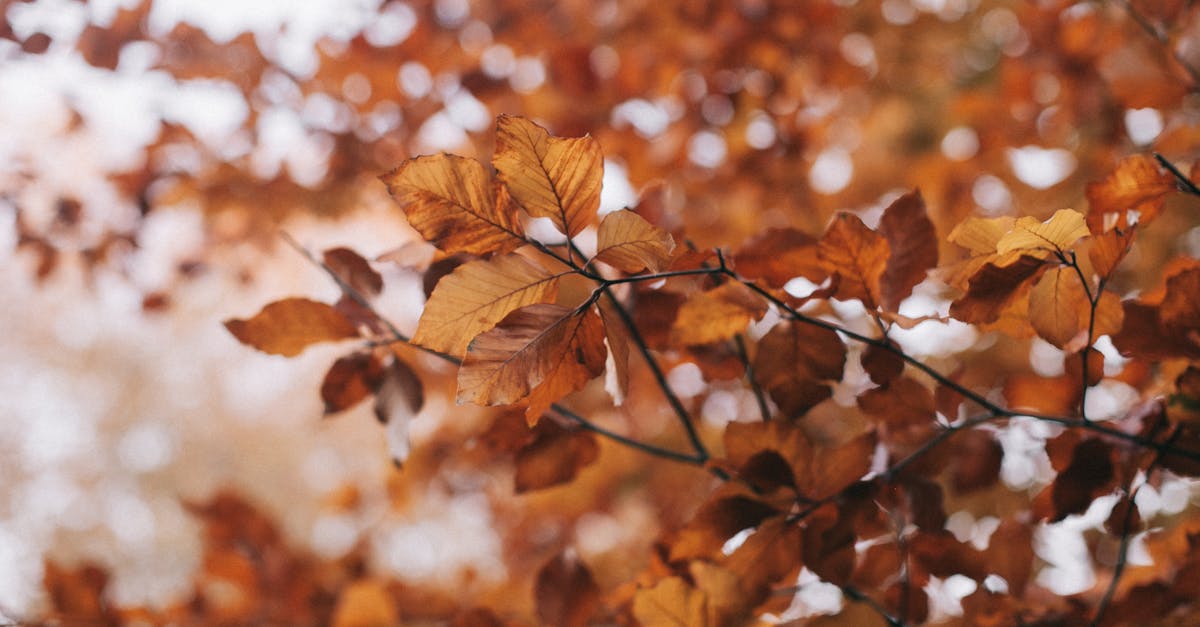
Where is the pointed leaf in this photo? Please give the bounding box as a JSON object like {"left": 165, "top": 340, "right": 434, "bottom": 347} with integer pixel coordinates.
{"left": 493, "top": 114, "right": 602, "bottom": 238}
{"left": 413, "top": 254, "right": 562, "bottom": 357}
{"left": 515, "top": 423, "right": 600, "bottom": 492}
{"left": 594, "top": 209, "right": 675, "bottom": 272}
{"left": 458, "top": 304, "right": 606, "bottom": 413}
{"left": 995, "top": 209, "right": 1090, "bottom": 255}
{"left": 1088, "top": 226, "right": 1135, "bottom": 280}
{"left": 722, "top": 515, "right": 803, "bottom": 603}
{"left": 375, "top": 358, "right": 425, "bottom": 467}
{"left": 949, "top": 254, "right": 1046, "bottom": 324}
{"left": 321, "top": 352, "right": 384, "bottom": 414}
{"left": 753, "top": 321, "right": 846, "bottom": 418}
{"left": 818, "top": 213, "right": 890, "bottom": 307}
{"left": 535, "top": 552, "right": 600, "bottom": 627}
{"left": 1086, "top": 154, "right": 1175, "bottom": 233}
{"left": 878, "top": 190, "right": 938, "bottom": 311}
{"left": 1027, "top": 266, "right": 1090, "bottom": 350}
{"left": 671, "top": 281, "right": 768, "bottom": 346}
{"left": 947, "top": 216, "right": 1016, "bottom": 255}
{"left": 224, "top": 298, "right": 358, "bottom": 357}
{"left": 633, "top": 577, "right": 708, "bottom": 627}
{"left": 733, "top": 227, "right": 826, "bottom": 288}
{"left": 381, "top": 154, "right": 525, "bottom": 256}
{"left": 323, "top": 247, "right": 383, "bottom": 297}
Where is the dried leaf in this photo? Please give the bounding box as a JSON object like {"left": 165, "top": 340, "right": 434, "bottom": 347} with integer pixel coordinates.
{"left": 949, "top": 254, "right": 1046, "bottom": 324}
{"left": 493, "top": 115, "right": 602, "bottom": 238}
{"left": 1088, "top": 226, "right": 1135, "bottom": 280}
{"left": 598, "top": 296, "right": 632, "bottom": 404}
{"left": 1086, "top": 154, "right": 1175, "bottom": 233}
{"left": 381, "top": 154, "right": 525, "bottom": 256}
{"left": 413, "top": 254, "right": 562, "bottom": 357}
{"left": 689, "top": 562, "right": 752, "bottom": 627}
{"left": 224, "top": 298, "right": 358, "bottom": 357}
{"left": 722, "top": 515, "right": 803, "bottom": 603}
{"left": 514, "top": 423, "right": 600, "bottom": 492}
{"left": 878, "top": 190, "right": 938, "bottom": 311}
{"left": 733, "top": 227, "right": 826, "bottom": 288}
{"left": 321, "top": 352, "right": 384, "bottom": 414}
{"left": 535, "top": 551, "right": 600, "bottom": 627}
{"left": 861, "top": 341, "right": 905, "bottom": 386}
{"left": 1033, "top": 437, "right": 1115, "bottom": 521}
{"left": 947, "top": 216, "right": 1016, "bottom": 255}
{"left": 594, "top": 209, "right": 675, "bottom": 272}
{"left": 818, "top": 212, "right": 890, "bottom": 307}
{"left": 323, "top": 247, "right": 383, "bottom": 297}
{"left": 995, "top": 209, "right": 1090, "bottom": 255}
{"left": 1003, "top": 374, "right": 1079, "bottom": 415}
{"left": 1027, "top": 266, "right": 1090, "bottom": 350}
{"left": 671, "top": 281, "right": 768, "bottom": 346}
{"left": 670, "top": 493, "right": 779, "bottom": 561}
{"left": 753, "top": 321, "right": 846, "bottom": 419}
{"left": 375, "top": 358, "right": 425, "bottom": 466}
{"left": 633, "top": 577, "right": 707, "bottom": 627}
{"left": 458, "top": 304, "right": 606, "bottom": 416}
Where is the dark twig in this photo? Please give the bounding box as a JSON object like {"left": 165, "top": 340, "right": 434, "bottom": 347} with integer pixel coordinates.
{"left": 1155, "top": 153, "right": 1200, "bottom": 197}
{"left": 734, "top": 334, "right": 772, "bottom": 421}
{"left": 1119, "top": 0, "right": 1200, "bottom": 88}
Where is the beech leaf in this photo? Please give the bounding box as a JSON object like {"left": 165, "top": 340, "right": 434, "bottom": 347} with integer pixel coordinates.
{"left": 535, "top": 551, "right": 600, "bottom": 627}
{"left": 224, "top": 298, "right": 358, "bottom": 357}
{"left": 381, "top": 154, "right": 525, "bottom": 256}
{"left": 323, "top": 247, "right": 383, "bottom": 297}
{"left": 995, "top": 209, "right": 1090, "bottom": 255}
{"left": 493, "top": 114, "right": 602, "bottom": 238}
{"left": 515, "top": 423, "right": 600, "bottom": 492}
{"left": 413, "top": 254, "right": 563, "bottom": 357}
{"left": 633, "top": 577, "right": 708, "bottom": 627}
{"left": 753, "top": 321, "right": 846, "bottom": 418}
{"left": 375, "top": 358, "right": 425, "bottom": 467}
{"left": 732, "top": 227, "right": 827, "bottom": 288}
{"left": 671, "top": 281, "right": 768, "bottom": 346}
{"left": 321, "top": 352, "right": 384, "bottom": 415}
{"left": 819, "top": 212, "right": 890, "bottom": 307}
{"left": 1086, "top": 154, "right": 1176, "bottom": 233}
{"left": 878, "top": 190, "right": 938, "bottom": 311}
{"left": 1027, "top": 266, "right": 1090, "bottom": 350}
{"left": 594, "top": 209, "right": 675, "bottom": 272}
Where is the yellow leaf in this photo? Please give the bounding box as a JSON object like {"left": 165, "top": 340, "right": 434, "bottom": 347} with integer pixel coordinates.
{"left": 224, "top": 298, "right": 358, "bottom": 357}
{"left": 947, "top": 216, "right": 1016, "bottom": 255}
{"left": 632, "top": 577, "right": 708, "bottom": 627}
{"left": 381, "top": 154, "right": 525, "bottom": 256}
{"left": 594, "top": 209, "right": 675, "bottom": 272}
{"left": 671, "top": 282, "right": 768, "bottom": 346}
{"left": 413, "top": 254, "right": 563, "bottom": 357}
{"left": 995, "top": 209, "right": 1089, "bottom": 255}
{"left": 458, "top": 304, "right": 606, "bottom": 414}
{"left": 1027, "top": 266, "right": 1090, "bottom": 350}
{"left": 818, "top": 212, "right": 890, "bottom": 307}
{"left": 493, "top": 114, "right": 602, "bottom": 238}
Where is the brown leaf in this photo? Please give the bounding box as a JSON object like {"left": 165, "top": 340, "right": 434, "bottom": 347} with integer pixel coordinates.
{"left": 722, "top": 515, "right": 803, "bottom": 604}
{"left": 878, "top": 190, "right": 938, "bottom": 311}
{"left": 724, "top": 421, "right": 873, "bottom": 500}
{"left": 321, "top": 352, "right": 384, "bottom": 414}
{"left": 1003, "top": 374, "right": 1079, "bottom": 415}
{"left": 803, "top": 503, "right": 856, "bottom": 585}
{"left": 514, "top": 423, "right": 599, "bottom": 492}
{"left": 1064, "top": 347, "right": 1106, "bottom": 388}
{"left": 413, "top": 254, "right": 562, "bottom": 357}
{"left": 381, "top": 154, "right": 525, "bottom": 256}
{"left": 493, "top": 115, "right": 602, "bottom": 238}
{"left": 1086, "top": 154, "right": 1176, "bottom": 233}
{"left": 224, "top": 298, "right": 358, "bottom": 357}
{"left": 598, "top": 296, "right": 632, "bottom": 404}
{"left": 1088, "top": 226, "right": 1136, "bottom": 280}
{"left": 949, "top": 254, "right": 1046, "bottom": 324}
{"left": 1027, "top": 266, "right": 1090, "bottom": 350}
{"left": 861, "top": 341, "right": 905, "bottom": 386}
{"left": 1113, "top": 266, "right": 1200, "bottom": 359}
{"left": 670, "top": 492, "right": 780, "bottom": 561}
{"left": 732, "top": 227, "right": 826, "bottom": 288}
{"left": 535, "top": 551, "right": 600, "bottom": 627}
{"left": 374, "top": 358, "right": 425, "bottom": 466}
{"left": 689, "top": 562, "right": 753, "bottom": 627}
{"left": 949, "top": 430, "right": 1004, "bottom": 493}
{"left": 1033, "top": 437, "right": 1115, "bottom": 522}
{"left": 594, "top": 209, "right": 675, "bottom": 273}
{"left": 633, "top": 577, "right": 708, "bottom": 627}
{"left": 458, "top": 305, "right": 606, "bottom": 417}
{"left": 323, "top": 247, "right": 383, "bottom": 297}
{"left": 1105, "top": 493, "right": 1143, "bottom": 537}
{"left": 753, "top": 321, "right": 846, "bottom": 419}
{"left": 858, "top": 377, "right": 936, "bottom": 430}
{"left": 818, "top": 212, "right": 890, "bottom": 307}
{"left": 671, "top": 281, "right": 768, "bottom": 346}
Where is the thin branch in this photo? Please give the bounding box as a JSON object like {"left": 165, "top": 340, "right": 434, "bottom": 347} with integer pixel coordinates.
{"left": 551, "top": 405, "right": 705, "bottom": 464}
{"left": 1119, "top": 0, "right": 1200, "bottom": 88}
{"left": 1091, "top": 485, "right": 1141, "bottom": 627}
{"left": 733, "top": 334, "right": 772, "bottom": 421}
{"left": 1154, "top": 153, "right": 1200, "bottom": 197}
{"left": 843, "top": 585, "right": 905, "bottom": 627}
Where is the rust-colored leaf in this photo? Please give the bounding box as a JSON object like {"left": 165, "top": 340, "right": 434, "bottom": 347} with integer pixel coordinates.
{"left": 514, "top": 422, "right": 600, "bottom": 492}
{"left": 374, "top": 358, "right": 425, "bottom": 466}
{"left": 594, "top": 209, "right": 675, "bottom": 273}
{"left": 381, "top": 154, "right": 525, "bottom": 256}
{"left": 1033, "top": 437, "right": 1115, "bottom": 521}
{"left": 535, "top": 551, "right": 600, "bottom": 627}
{"left": 818, "top": 212, "right": 890, "bottom": 307}
{"left": 949, "top": 254, "right": 1046, "bottom": 324}
{"left": 878, "top": 190, "right": 938, "bottom": 311}
{"left": 802, "top": 503, "right": 856, "bottom": 585}
{"left": 1086, "top": 154, "right": 1176, "bottom": 233}
{"left": 722, "top": 515, "right": 802, "bottom": 604}
{"left": 670, "top": 492, "right": 779, "bottom": 561}
{"left": 413, "top": 254, "right": 562, "bottom": 357}
{"left": 1003, "top": 374, "right": 1079, "bottom": 415}
{"left": 493, "top": 114, "right": 602, "bottom": 238}
{"left": 1105, "top": 493, "right": 1144, "bottom": 536}
{"left": 671, "top": 281, "right": 768, "bottom": 346}
{"left": 323, "top": 247, "right": 383, "bottom": 297}
{"left": 458, "top": 304, "right": 606, "bottom": 416}
{"left": 753, "top": 321, "right": 846, "bottom": 419}
{"left": 689, "top": 562, "right": 752, "bottom": 627}
{"left": 598, "top": 296, "right": 632, "bottom": 404}
{"left": 224, "top": 298, "right": 358, "bottom": 357}
{"left": 1027, "top": 266, "right": 1090, "bottom": 350}
{"left": 861, "top": 341, "right": 905, "bottom": 386}
{"left": 331, "top": 579, "right": 399, "bottom": 627}
{"left": 733, "top": 227, "right": 826, "bottom": 288}
{"left": 633, "top": 577, "right": 707, "bottom": 627}
{"left": 321, "top": 352, "right": 384, "bottom": 414}
{"left": 1088, "top": 226, "right": 1135, "bottom": 280}
{"left": 858, "top": 377, "right": 936, "bottom": 430}
{"left": 724, "top": 421, "right": 873, "bottom": 500}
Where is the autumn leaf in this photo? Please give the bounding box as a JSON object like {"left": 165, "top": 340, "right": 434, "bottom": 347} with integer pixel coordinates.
{"left": 947, "top": 216, "right": 1016, "bottom": 256}
{"left": 732, "top": 227, "right": 827, "bottom": 288}
{"left": 878, "top": 190, "right": 938, "bottom": 311}
{"left": 861, "top": 341, "right": 905, "bottom": 386}
{"left": 321, "top": 352, "right": 384, "bottom": 414}
{"left": 753, "top": 321, "right": 846, "bottom": 418}
{"left": 1033, "top": 436, "right": 1115, "bottom": 522}
{"left": 457, "top": 304, "right": 606, "bottom": 416}
{"left": 721, "top": 515, "right": 802, "bottom": 604}
{"left": 995, "top": 209, "right": 1090, "bottom": 255}
{"left": 949, "top": 254, "right": 1046, "bottom": 324}
{"left": 671, "top": 281, "right": 767, "bottom": 346}
{"left": 224, "top": 298, "right": 358, "bottom": 357}
{"left": 535, "top": 551, "right": 600, "bottom": 627}
{"left": 374, "top": 358, "right": 424, "bottom": 466}
{"left": 1113, "top": 266, "right": 1200, "bottom": 359}
{"left": 598, "top": 296, "right": 632, "bottom": 403}
{"left": 1086, "top": 154, "right": 1176, "bottom": 233}
{"left": 381, "top": 154, "right": 525, "bottom": 256}
{"left": 818, "top": 212, "right": 890, "bottom": 307}
{"left": 331, "top": 579, "right": 399, "bottom": 627}
{"left": 413, "top": 253, "right": 563, "bottom": 357}
{"left": 633, "top": 577, "right": 708, "bottom": 627}
{"left": 1088, "top": 226, "right": 1135, "bottom": 280}
{"left": 689, "top": 562, "right": 753, "bottom": 626}
{"left": 323, "top": 247, "right": 383, "bottom": 297}
{"left": 493, "top": 114, "right": 602, "bottom": 238}
{"left": 724, "top": 421, "right": 874, "bottom": 500}
{"left": 670, "top": 491, "right": 780, "bottom": 561}
{"left": 594, "top": 209, "right": 675, "bottom": 272}
{"left": 513, "top": 420, "right": 600, "bottom": 492}
{"left": 1027, "top": 266, "right": 1091, "bottom": 350}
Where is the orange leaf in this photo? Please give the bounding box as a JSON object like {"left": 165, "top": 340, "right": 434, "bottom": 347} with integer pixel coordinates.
{"left": 671, "top": 281, "right": 768, "bottom": 346}
{"left": 535, "top": 551, "right": 600, "bottom": 627}
{"left": 733, "top": 227, "right": 826, "bottom": 288}
{"left": 632, "top": 577, "right": 708, "bottom": 627}
{"left": 721, "top": 515, "right": 803, "bottom": 604}
{"left": 878, "top": 190, "right": 938, "bottom": 311}
{"left": 413, "top": 253, "right": 562, "bottom": 357}
{"left": 458, "top": 304, "right": 606, "bottom": 415}
{"left": 598, "top": 296, "right": 632, "bottom": 404}
{"left": 224, "top": 298, "right": 358, "bottom": 357}
{"left": 861, "top": 341, "right": 905, "bottom": 386}
{"left": 858, "top": 377, "right": 936, "bottom": 430}
{"left": 818, "top": 212, "right": 890, "bottom": 307}
{"left": 689, "top": 562, "right": 753, "bottom": 626}
{"left": 381, "top": 154, "right": 525, "bottom": 256}
{"left": 753, "top": 321, "right": 846, "bottom": 419}
{"left": 949, "top": 254, "right": 1046, "bottom": 324}
{"left": 331, "top": 579, "right": 399, "bottom": 627}
{"left": 946, "top": 216, "right": 1016, "bottom": 255}
{"left": 594, "top": 209, "right": 675, "bottom": 272}
{"left": 1003, "top": 374, "right": 1079, "bottom": 415}
{"left": 1027, "top": 266, "right": 1090, "bottom": 350}
{"left": 1088, "top": 226, "right": 1135, "bottom": 280}
{"left": 1113, "top": 266, "right": 1200, "bottom": 359}
{"left": 493, "top": 114, "right": 602, "bottom": 238}
{"left": 321, "top": 352, "right": 384, "bottom": 414}
{"left": 724, "top": 421, "right": 873, "bottom": 500}
{"left": 670, "top": 491, "right": 779, "bottom": 561}
{"left": 514, "top": 422, "right": 600, "bottom": 492}
{"left": 1086, "top": 154, "right": 1176, "bottom": 233}
{"left": 323, "top": 247, "right": 383, "bottom": 296}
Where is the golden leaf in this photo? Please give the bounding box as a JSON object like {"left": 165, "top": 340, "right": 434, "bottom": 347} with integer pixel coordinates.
{"left": 818, "top": 212, "right": 890, "bottom": 307}
{"left": 224, "top": 298, "right": 358, "bottom": 357}
{"left": 671, "top": 281, "right": 768, "bottom": 346}
{"left": 1027, "top": 266, "right": 1090, "bottom": 350}
{"left": 632, "top": 577, "right": 708, "bottom": 627}
{"left": 594, "top": 209, "right": 675, "bottom": 272}
{"left": 995, "top": 209, "right": 1089, "bottom": 255}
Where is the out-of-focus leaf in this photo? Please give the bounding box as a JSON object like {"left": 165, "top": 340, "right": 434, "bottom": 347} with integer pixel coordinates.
{"left": 514, "top": 422, "right": 600, "bottom": 493}
{"left": 633, "top": 577, "right": 707, "bottom": 627}
{"left": 670, "top": 492, "right": 779, "bottom": 561}
{"left": 818, "top": 212, "right": 890, "bottom": 307}
{"left": 733, "top": 227, "right": 826, "bottom": 288}
{"left": 1033, "top": 436, "right": 1115, "bottom": 521}
{"left": 375, "top": 358, "right": 424, "bottom": 467}
{"left": 224, "top": 298, "right": 358, "bottom": 357}
{"left": 949, "top": 254, "right": 1046, "bottom": 324}
{"left": 493, "top": 114, "right": 602, "bottom": 238}
{"left": 671, "top": 281, "right": 767, "bottom": 346}
{"left": 594, "top": 209, "right": 675, "bottom": 272}
{"left": 753, "top": 321, "right": 846, "bottom": 419}
{"left": 1089, "top": 226, "right": 1136, "bottom": 280}
{"left": 878, "top": 190, "right": 938, "bottom": 311}
{"left": 861, "top": 341, "right": 905, "bottom": 386}
{"left": 1003, "top": 374, "right": 1079, "bottom": 415}
{"left": 598, "top": 296, "right": 632, "bottom": 404}
{"left": 381, "top": 154, "right": 525, "bottom": 256}
{"left": 1086, "top": 154, "right": 1176, "bottom": 233}
{"left": 323, "top": 247, "right": 383, "bottom": 297}
{"left": 321, "top": 352, "right": 384, "bottom": 414}
{"left": 535, "top": 551, "right": 600, "bottom": 627}
{"left": 331, "top": 579, "right": 399, "bottom": 627}
{"left": 721, "top": 515, "right": 802, "bottom": 605}
{"left": 413, "top": 254, "right": 562, "bottom": 357}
